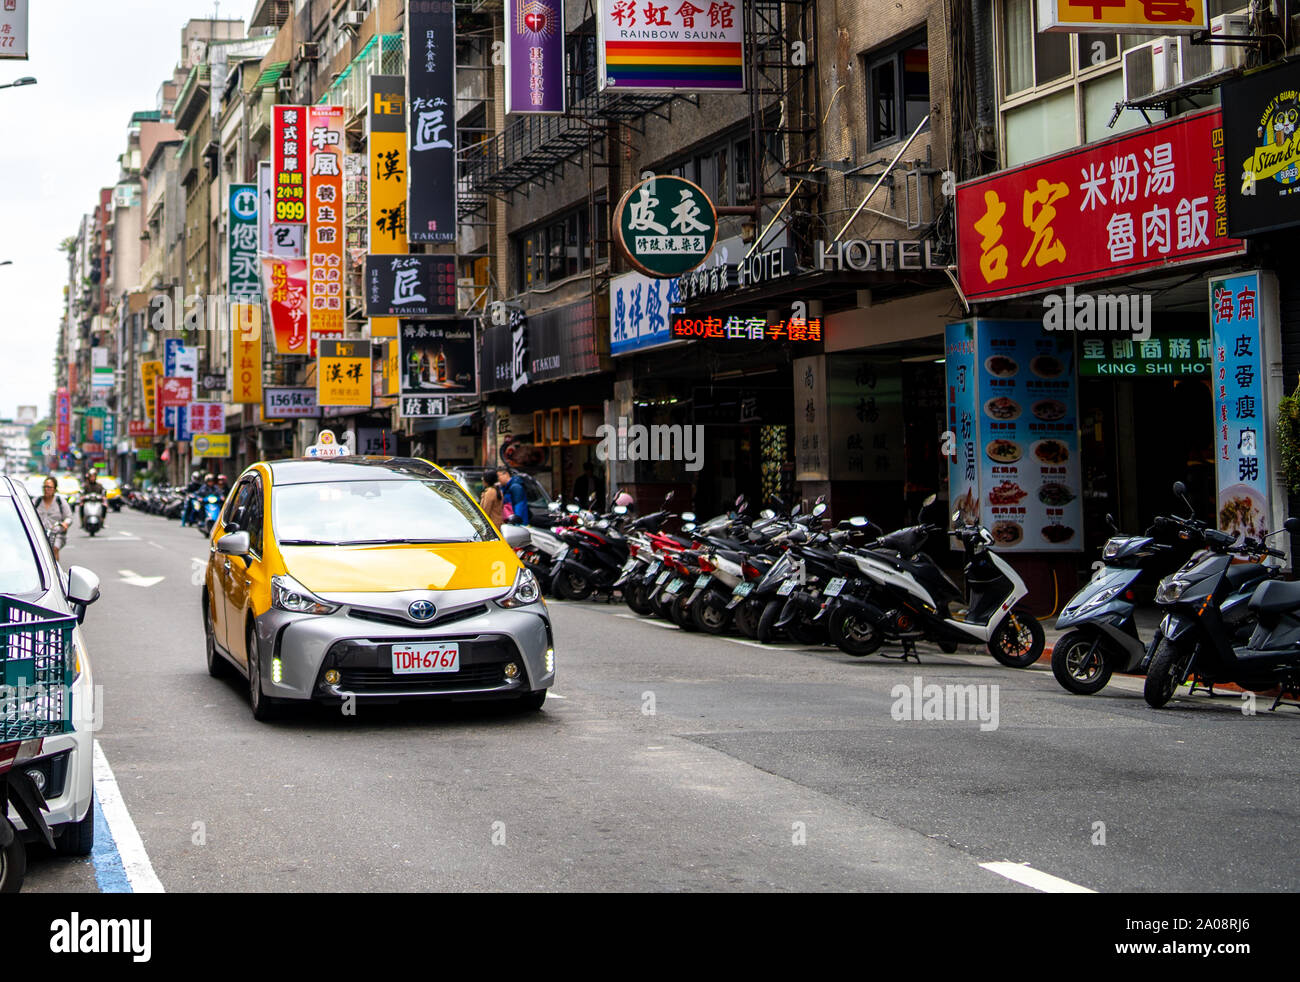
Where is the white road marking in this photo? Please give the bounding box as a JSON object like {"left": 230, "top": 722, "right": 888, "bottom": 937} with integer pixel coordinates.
{"left": 148, "top": 541, "right": 164, "bottom": 550}
{"left": 118, "top": 569, "right": 165, "bottom": 587}
{"left": 93, "top": 741, "right": 165, "bottom": 893}
{"left": 548, "top": 693, "right": 566, "bottom": 699}
{"left": 979, "top": 861, "right": 1095, "bottom": 893}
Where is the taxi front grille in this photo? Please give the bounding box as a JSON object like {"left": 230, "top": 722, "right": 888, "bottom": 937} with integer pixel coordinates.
{"left": 349, "top": 604, "right": 489, "bottom": 629}
{"left": 337, "top": 664, "right": 507, "bottom": 691}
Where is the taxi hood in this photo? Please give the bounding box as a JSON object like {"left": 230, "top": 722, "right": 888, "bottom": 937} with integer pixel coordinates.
{"left": 279, "top": 540, "right": 520, "bottom": 594}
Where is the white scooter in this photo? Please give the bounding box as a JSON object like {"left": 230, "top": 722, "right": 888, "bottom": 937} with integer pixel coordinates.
{"left": 824, "top": 512, "right": 1043, "bottom": 667}
{"left": 81, "top": 493, "right": 106, "bottom": 538}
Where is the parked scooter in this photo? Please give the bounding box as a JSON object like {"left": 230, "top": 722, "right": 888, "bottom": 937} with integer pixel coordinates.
{"left": 823, "top": 509, "right": 1044, "bottom": 667}
{"left": 1051, "top": 495, "right": 1200, "bottom": 694}
{"left": 1143, "top": 513, "right": 1290, "bottom": 708}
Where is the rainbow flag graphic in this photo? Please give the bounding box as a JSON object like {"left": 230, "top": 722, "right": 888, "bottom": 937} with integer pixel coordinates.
{"left": 603, "top": 39, "right": 744, "bottom": 90}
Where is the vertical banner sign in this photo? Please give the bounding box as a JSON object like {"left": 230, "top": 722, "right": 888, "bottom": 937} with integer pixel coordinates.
{"left": 307, "top": 105, "right": 345, "bottom": 337}
{"left": 318, "top": 339, "right": 373, "bottom": 408}
{"left": 228, "top": 183, "right": 260, "bottom": 300}
{"left": 273, "top": 106, "right": 307, "bottom": 224}
{"left": 506, "top": 0, "right": 565, "bottom": 113}
{"left": 406, "top": 1, "right": 457, "bottom": 244}
{"left": 139, "top": 361, "right": 163, "bottom": 435}
{"left": 55, "top": 388, "right": 70, "bottom": 454}
{"left": 231, "top": 304, "right": 264, "bottom": 404}
{"left": 1211, "top": 271, "right": 1275, "bottom": 542}
{"left": 258, "top": 161, "right": 304, "bottom": 257}
{"left": 369, "top": 74, "right": 408, "bottom": 340}
{"left": 0, "top": 1, "right": 29, "bottom": 60}
{"left": 598, "top": 0, "right": 744, "bottom": 92}
{"left": 944, "top": 320, "right": 1083, "bottom": 552}
{"left": 262, "top": 256, "right": 310, "bottom": 354}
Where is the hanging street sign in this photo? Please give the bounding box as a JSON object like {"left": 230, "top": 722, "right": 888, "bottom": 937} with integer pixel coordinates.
{"left": 614, "top": 175, "right": 718, "bottom": 278}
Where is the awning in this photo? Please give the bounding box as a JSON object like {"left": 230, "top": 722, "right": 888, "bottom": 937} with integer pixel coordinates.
{"left": 254, "top": 61, "right": 289, "bottom": 89}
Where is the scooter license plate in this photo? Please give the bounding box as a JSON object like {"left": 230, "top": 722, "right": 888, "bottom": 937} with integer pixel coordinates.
{"left": 391, "top": 642, "right": 459, "bottom": 675}
{"left": 777, "top": 580, "right": 797, "bottom": 596}
{"left": 732, "top": 582, "right": 753, "bottom": 597}
{"left": 664, "top": 577, "right": 685, "bottom": 595}
{"left": 695, "top": 574, "right": 712, "bottom": 588}
{"left": 621, "top": 558, "right": 636, "bottom": 573}
{"left": 646, "top": 561, "right": 660, "bottom": 576}
{"left": 655, "top": 571, "right": 670, "bottom": 586}
{"left": 823, "top": 577, "right": 846, "bottom": 598}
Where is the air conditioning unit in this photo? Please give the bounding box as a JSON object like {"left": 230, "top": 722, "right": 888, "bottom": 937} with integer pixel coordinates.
{"left": 1172, "top": 34, "right": 1214, "bottom": 84}
{"left": 277, "top": 76, "right": 293, "bottom": 92}
{"left": 298, "top": 42, "right": 320, "bottom": 61}
{"left": 1123, "top": 38, "right": 1178, "bottom": 103}
{"left": 346, "top": 11, "right": 365, "bottom": 26}
{"left": 1211, "top": 12, "right": 1251, "bottom": 72}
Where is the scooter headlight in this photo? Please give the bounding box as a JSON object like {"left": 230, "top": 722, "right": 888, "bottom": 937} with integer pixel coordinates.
{"left": 1155, "top": 578, "right": 1189, "bottom": 603}
{"left": 1076, "top": 583, "right": 1125, "bottom": 612}
{"left": 498, "top": 566, "right": 541, "bottom": 608}
{"left": 1102, "top": 539, "right": 1124, "bottom": 560}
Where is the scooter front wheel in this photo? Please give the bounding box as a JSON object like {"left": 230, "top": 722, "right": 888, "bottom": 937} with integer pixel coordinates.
{"left": 988, "top": 606, "right": 1045, "bottom": 668}
{"left": 828, "top": 606, "right": 883, "bottom": 657}
{"left": 1051, "top": 630, "right": 1114, "bottom": 695}
{"left": 1143, "top": 637, "right": 1192, "bottom": 708}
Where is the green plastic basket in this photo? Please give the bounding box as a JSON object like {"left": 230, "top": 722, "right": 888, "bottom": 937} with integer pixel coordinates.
{"left": 0, "top": 598, "right": 75, "bottom": 741}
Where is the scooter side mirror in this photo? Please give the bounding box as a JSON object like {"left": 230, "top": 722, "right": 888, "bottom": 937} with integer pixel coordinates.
{"left": 1285, "top": 517, "right": 1300, "bottom": 535}
{"left": 1105, "top": 513, "right": 1118, "bottom": 533}
{"left": 1172, "top": 481, "right": 1187, "bottom": 496}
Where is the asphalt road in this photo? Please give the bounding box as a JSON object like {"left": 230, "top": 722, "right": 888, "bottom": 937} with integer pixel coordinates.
{"left": 24, "top": 508, "right": 1300, "bottom": 892}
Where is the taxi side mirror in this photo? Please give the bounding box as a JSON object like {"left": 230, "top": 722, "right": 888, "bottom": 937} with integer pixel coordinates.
{"left": 216, "top": 532, "right": 250, "bottom": 557}
{"left": 66, "top": 566, "right": 100, "bottom": 624}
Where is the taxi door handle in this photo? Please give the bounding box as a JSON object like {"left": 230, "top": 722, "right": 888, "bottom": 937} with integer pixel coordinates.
{"left": 223, "top": 559, "right": 231, "bottom": 572}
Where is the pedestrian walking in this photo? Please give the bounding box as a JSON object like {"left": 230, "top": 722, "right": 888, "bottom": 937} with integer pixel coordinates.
{"left": 480, "top": 469, "right": 505, "bottom": 527}
{"left": 34, "top": 476, "right": 72, "bottom": 562}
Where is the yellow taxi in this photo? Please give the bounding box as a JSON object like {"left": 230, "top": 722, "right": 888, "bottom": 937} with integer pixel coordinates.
{"left": 201, "top": 438, "right": 553, "bottom": 720}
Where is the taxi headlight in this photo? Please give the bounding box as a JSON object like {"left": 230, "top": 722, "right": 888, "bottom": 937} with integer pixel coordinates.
{"left": 271, "top": 574, "right": 339, "bottom": 615}
{"left": 498, "top": 567, "right": 541, "bottom": 608}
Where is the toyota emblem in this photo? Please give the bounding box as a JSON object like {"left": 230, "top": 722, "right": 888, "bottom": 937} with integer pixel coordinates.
{"left": 408, "top": 600, "right": 436, "bottom": 621}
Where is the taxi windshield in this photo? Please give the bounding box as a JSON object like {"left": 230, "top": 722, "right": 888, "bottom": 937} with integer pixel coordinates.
{"left": 273, "top": 478, "right": 497, "bottom": 546}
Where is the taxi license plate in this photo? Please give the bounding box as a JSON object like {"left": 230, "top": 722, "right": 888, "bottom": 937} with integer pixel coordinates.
{"left": 391, "top": 642, "right": 460, "bottom": 675}
{"left": 776, "top": 580, "right": 797, "bottom": 596}
{"left": 823, "top": 577, "right": 847, "bottom": 597}
{"left": 732, "top": 582, "right": 753, "bottom": 597}
{"left": 665, "top": 577, "right": 685, "bottom": 595}
{"left": 695, "top": 574, "right": 712, "bottom": 588}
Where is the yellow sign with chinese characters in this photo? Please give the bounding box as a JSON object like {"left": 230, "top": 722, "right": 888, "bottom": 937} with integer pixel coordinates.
{"left": 369, "top": 74, "right": 407, "bottom": 340}
{"left": 231, "top": 304, "right": 264, "bottom": 404}
{"left": 1042, "top": 0, "right": 1208, "bottom": 33}
{"left": 192, "top": 434, "right": 231, "bottom": 458}
{"left": 318, "top": 339, "right": 373, "bottom": 408}
{"left": 140, "top": 360, "right": 163, "bottom": 426}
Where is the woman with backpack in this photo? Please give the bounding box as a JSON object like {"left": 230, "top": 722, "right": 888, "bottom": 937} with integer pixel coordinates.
{"left": 480, "top": 470, "right": 505, "bottom": 527}
{"left": 34, "top": 476, "right": 73, "bottom": 561}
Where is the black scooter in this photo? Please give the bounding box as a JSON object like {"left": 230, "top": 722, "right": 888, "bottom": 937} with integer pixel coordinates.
{"left": 1143, "top": 519, "right": 1288, "bottom": 709}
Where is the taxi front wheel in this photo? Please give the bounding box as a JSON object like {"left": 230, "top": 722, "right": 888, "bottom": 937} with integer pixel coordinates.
{"left": 247, "top": 623, "right": 284, "bottom": 722}
{"left": 517, "top": 690, "right": 546, "bottom": 712}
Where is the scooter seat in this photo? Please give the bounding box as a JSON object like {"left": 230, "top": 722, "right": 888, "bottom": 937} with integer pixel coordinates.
{"left": 874, "top": 525, "right": 929, "bottom": 558}
{"left": 1248, "top": 579, "right": 1300, "bottom": 614}
{"left": 1225, "top": 563, "right": 1271, "bottom": 591}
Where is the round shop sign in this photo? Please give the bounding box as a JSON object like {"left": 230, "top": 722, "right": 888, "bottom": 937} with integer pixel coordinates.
{"left": 614, "top": 175, "right": 718, "bottom": 278}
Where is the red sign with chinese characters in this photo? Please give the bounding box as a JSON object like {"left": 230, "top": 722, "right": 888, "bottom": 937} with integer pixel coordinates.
{"left": 262, "top": 256, "right": 309, "bottom": 355}
{"left": 187, "top": 402, "right": 226, "bottom": 435}
{"left": 671, "top": 315, "right": 823, "bottom": 342}
{"left": 127, "top": 419, "right": 154, "bottom": 438}
{"left": 307, "top": 105, "right": 345, "bottom": 337}
{"left": 956, "top": 108, "right": 1244, "bottom": 303}
{"left": 155, "top": 376, "right": 193, "bottom": 434}
{"left": 273, "top": 106, "right": 307, "bottom": 225}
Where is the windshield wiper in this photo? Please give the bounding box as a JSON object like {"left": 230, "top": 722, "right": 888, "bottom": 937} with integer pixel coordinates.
{"left": 278, "top": 539, "right": 338, "bottom": 546}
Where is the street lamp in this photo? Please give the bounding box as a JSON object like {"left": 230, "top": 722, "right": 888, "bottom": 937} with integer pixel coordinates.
{"left": 0, "top": 77, "right": 36, "bottom": 90}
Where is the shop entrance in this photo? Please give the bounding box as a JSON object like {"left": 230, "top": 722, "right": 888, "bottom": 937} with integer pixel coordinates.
{"left": 1080, "top": 376, "right": 1215, "bottom": 554}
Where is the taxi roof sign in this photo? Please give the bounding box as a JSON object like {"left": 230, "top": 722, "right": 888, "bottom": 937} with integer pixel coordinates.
{"left": 305, "top": 428, "right": 351, "bottom": 458}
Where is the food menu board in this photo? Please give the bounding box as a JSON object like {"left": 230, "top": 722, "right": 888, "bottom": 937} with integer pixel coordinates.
{"left": 1210, "top": 271, "right": 1274, "bottom": 542}
{"left": 946, "top": 320, "right": 1083, "bottom": 552}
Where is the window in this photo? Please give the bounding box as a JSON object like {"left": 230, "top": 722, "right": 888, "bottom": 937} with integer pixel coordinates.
{"left": 865, "top": 32, "right": 929, "bottom": 148}
{"left": 513, "top": 203, "right": 603, "bottom": 293}
{"left": 658, "top": 129, "right": 752, "bottom": 206}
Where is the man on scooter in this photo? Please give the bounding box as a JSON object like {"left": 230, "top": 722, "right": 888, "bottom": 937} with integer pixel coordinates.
{"left": 496, "top": 467, "right": 530, "bottom": 526}
{"left": 180, "top": 470, "right": 203, "bottom": 528}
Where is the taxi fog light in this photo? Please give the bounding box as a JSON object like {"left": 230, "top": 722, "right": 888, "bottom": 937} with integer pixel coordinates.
{"left": 504, "top": 662, "right": 520, "bottom": 679}
{"left": 545, "top": 649, "right": 554, "bottom": 673}
{"left": 24, "top": 768, "right": 46, "bottom": 794}
{"left": 324, "top": 669, "right": 341, "bottom": 685}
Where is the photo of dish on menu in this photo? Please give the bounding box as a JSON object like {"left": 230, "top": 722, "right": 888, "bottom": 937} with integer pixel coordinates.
{"left": 975, "top": 322, "right": 1083, "bottom": 552}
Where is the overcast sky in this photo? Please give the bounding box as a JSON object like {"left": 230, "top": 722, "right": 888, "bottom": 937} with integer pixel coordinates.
{"left": 0, "top": 2, "right": 249, "bottom": 422}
